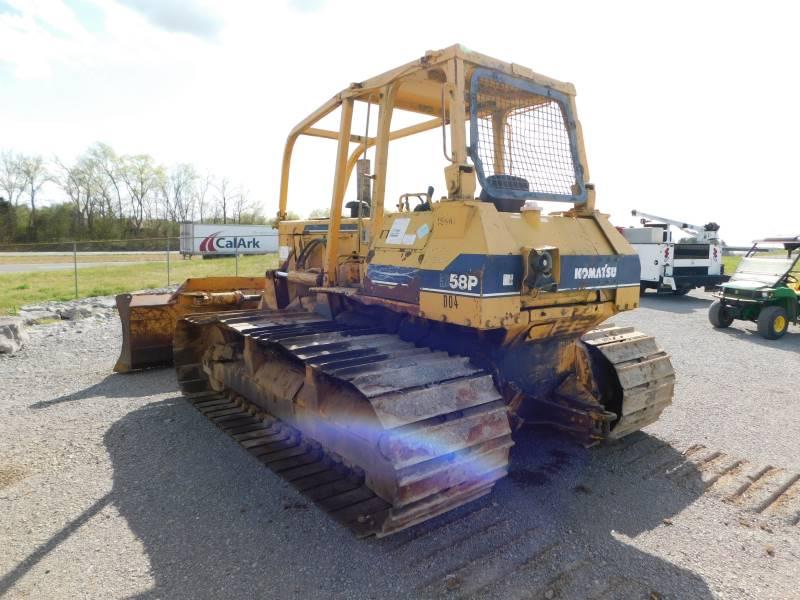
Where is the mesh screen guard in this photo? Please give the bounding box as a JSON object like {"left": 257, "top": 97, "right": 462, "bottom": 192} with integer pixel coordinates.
{"left": 468, "top": 69, "right": 587, "bottom": 203}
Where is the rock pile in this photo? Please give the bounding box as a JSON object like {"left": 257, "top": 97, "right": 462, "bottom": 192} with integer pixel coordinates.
{"left": 17, "top": 296, "right": 118, "bottom": 325}
{"left": 0, "top": 317, "right": 29, "bottom": 354}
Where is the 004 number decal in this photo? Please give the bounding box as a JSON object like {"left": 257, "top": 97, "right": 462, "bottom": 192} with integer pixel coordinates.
{"left": 442, "top": 294, "right": 459, "bottom": 309}
{"left": 448, "top": 273, "right": 479, "bottom": 291}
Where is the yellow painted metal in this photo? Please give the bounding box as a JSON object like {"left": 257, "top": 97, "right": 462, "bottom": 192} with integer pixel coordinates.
{"left": 368, "top": 84, "right": 396, "bottom": 244}
{"left": 447, "top": 57, "right": 467, "bottom": 166}
{"left": 323, "top": 97, "right": 354, "bottom": 285}
{"left": 363, "top": 199, "right": 636, "bottom": 331}
{"left": 276, "top": 43, "right": 591, "bottom": 227}
{"left": 278, "top": 96, "right": 341, "bottom": 221}
{"left": 268, "top": 44, "right": 642, "bottom": 334}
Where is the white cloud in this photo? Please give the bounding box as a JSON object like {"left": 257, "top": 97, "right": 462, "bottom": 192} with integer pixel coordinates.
{"left": 0, "top": 0, "right": 92, "bottom": 78}
{"left": 116, "top": 0, "right": 223, "bottom": 39}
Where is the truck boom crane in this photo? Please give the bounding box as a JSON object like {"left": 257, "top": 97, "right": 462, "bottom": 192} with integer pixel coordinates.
{"left": 631, "top": 209, "right": 720, "bottom": 243}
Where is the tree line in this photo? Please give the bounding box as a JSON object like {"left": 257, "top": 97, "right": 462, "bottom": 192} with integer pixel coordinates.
{"left": 0, "top": 143, "right": 265, "bottom": 245}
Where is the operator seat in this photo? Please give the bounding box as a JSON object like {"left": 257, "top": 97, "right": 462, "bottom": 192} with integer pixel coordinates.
{"left": 479, "top": 175, "right": 529, "bottom": 213}
{"left": 345, "top": 201, "right": 370, "bottom": 218}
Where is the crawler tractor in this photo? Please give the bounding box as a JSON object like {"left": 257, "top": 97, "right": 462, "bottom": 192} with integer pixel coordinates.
{"left": 142, "top": 46, "right": 675, "bottom": 536}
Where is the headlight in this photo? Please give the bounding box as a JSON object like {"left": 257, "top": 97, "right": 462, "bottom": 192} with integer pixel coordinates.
{"left": 761, "top": 291, "right": 770, "bottom": 298}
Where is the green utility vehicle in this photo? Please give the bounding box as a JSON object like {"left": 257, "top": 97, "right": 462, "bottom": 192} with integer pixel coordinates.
{"left": 709, "top": 236, "right": 800, "bottom": 339}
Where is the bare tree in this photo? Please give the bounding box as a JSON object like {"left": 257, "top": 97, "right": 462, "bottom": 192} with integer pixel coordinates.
{"left": 56, "top": 153, "right": 109, "bottom": 233}
{"left": 0, "top": 150, "right": 26, "bottom": 207}
{"left": 213, "top": 176, "right": 239, "bottom": 224}
{"left": 232, "top": 187, "right": 255, "bottom": 223}
{"left": 119, "top": 154, "right": 162, "bottom": 231}
{"left": 193, "top": 172, "right": 213, "bottom": 222}
{"left": 162, "top": 163, "right": 197, "bottom": 223}
{"left": 19, "top": 154, "right": 50, "bottom": 229}
{"left": 87, "top": 143, "right": 124, "bottom": 218}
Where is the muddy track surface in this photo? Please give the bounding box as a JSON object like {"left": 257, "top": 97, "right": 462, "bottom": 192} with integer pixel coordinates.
{"left": 1, "top": 289, "right": 799, "bottom": 599}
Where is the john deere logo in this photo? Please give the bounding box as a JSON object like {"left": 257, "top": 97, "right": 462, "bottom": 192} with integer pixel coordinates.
{"left": 574, "top": 264, "right": 618, "bottom": 280}
{"left": 199, "top": 232, "right": 262, "bottom": 252}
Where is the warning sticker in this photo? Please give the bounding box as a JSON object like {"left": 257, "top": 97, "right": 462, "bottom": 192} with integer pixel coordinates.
{"left": 402, "top": 234, "right": 416, "bottom": 245}
{"left": 416, "top": 223, "right": 430, "bottom": 239}
{"left": 386, "top": 218, "right": 410, "bottom": 244}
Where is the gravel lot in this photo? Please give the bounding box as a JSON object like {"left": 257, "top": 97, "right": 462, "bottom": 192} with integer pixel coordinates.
{"left": 1, "top": 290, "right": 798, "bottom": 599}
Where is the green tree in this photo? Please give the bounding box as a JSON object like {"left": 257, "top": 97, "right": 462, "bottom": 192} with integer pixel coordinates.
{"left": 19, "top": 154, "right": 50, "bottom": 234}
{"left": 269, "top": 211, "right": 300, "bottom": 228}
{"left": 308, "top": 207, "right": 330, "bottom": 219}
{"left": 0, "top": 197, "right": 14, "bottom": 242}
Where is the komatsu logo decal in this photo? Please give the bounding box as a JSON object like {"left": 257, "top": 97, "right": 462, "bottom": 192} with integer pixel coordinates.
{"left": 560, "top": 255, "right": 640, "bottom": 290}
{"left": 573, "top": 264, "right": 618, "bottom": 280}
{"left": 199, "top": 232, "right": 262, "bottom": 252}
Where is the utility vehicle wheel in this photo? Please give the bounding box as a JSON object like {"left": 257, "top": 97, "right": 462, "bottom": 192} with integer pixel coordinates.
{"left": 639, "top": 284, "right": 648, "bottom": 295}
{"left": 708, "top": 301, "right": 734, "bottom": 328}
{"left": 757, "top": 306, "right": 789, "bottom": 340}
{"left": 673, "top": 287, "right": 691, "bottom": 296}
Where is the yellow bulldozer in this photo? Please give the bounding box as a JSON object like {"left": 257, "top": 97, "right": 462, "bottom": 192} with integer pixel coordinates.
{"left": 119, "top": 45, "right": 675, "bottom": 537}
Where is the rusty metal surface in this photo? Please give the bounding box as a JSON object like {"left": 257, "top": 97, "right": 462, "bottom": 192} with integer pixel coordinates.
{"left": 171, "top": 311, "right": 673, "bottom": 537}
{"left": 174, "top": 309, "right": 513, "bottom": 537}
{"left": 582, "top": 325, "right": 676, "bottom": 439}
{"left": 113, "top": 277, "right": 265, "bottom": 373}
{"left": 370, "top": 376, "right": 501, "bottom": 429}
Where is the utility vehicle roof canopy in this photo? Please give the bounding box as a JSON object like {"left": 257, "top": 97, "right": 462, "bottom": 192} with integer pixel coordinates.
{"left": 731, "top": 237, "right": 800, "bottom": 288}
{"left": 754, "top": 236, "right": 800, "bottom": 252}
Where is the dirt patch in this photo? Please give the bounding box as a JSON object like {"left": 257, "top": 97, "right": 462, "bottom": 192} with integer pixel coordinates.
{"left": 0, "top": 465, "right": 27, "bottom": 490}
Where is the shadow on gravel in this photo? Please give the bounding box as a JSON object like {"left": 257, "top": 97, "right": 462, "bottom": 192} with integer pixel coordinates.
{"left": 640, "top": 293, "right": 713, "bottom": 315}
{"left": 30, "top": 369, "right": 178, "bottom": 410}
{"left": 85, "top": 399, "right": 714, "bottom": 599}
{"left": 714, "top": 325, "right": 800, "bottom": 351}
{"left": 486, "top": 428, "right": 714, "bottom": 598}
{"left": 100, "top": 399, "right": 394, "bottom": 599}
{"left": 0, "top": 495, "right": 113, "bottom": 597}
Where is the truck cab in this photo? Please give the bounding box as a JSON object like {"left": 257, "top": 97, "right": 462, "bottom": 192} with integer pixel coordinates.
{"left": 621, "top": 212, "right": 727, "bottom": 295}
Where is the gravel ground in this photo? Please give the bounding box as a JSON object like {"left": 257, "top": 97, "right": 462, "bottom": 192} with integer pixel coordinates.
{"left": 1, "top": 289, "right": 798, "bottom": 599}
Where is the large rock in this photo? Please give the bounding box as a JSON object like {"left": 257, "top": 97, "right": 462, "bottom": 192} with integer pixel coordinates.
{"left": 20, "top": 304, "right": 47, "bottom": 312}
{"left": 60, "top": 305, "right": 97, "bottom": 320}
{"left": 91, "top": 297, "right": 117, "bottom": 310}
{"left": 0, "top": 317, "right": 28, "bottom": 354}
{"left": 18, "top": 309, "right": 62, "bottom": 325}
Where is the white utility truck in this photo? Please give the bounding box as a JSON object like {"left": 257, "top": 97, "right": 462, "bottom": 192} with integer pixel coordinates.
{"left": 179, "top": 223, "right": 278, "bottom": 258}
{"left": 621, "top": 210, "right": 728, "bottom": 295}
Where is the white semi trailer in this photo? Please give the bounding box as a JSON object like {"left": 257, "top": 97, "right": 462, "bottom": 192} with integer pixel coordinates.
{"left": 621, "top": 210, "right": 728, "bottom": 295}
{"left": 179, "top": 223, "right": 278, "bottom": 257}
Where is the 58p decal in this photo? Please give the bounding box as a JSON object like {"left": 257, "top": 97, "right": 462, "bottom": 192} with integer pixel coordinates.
{"left": 448, "top": 273, "right": 479, "bottom": 292}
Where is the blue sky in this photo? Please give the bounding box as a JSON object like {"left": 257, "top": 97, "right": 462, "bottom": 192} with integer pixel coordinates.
{"left": 1, "top": 0, "right": 798, "bottom": 244}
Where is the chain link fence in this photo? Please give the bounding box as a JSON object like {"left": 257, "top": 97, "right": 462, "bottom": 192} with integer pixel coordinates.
{"left": 0, "top": 235, "right": 279, "bottom": 305}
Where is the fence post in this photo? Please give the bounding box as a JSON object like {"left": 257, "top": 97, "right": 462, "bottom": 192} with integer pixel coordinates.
{"left": 166, "top": 235, "right": 171, "bottom": 286}
{"left": 72, "top": 241, "right": 78, "bottom": 299}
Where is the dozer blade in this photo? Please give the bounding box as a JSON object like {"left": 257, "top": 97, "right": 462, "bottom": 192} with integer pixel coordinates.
{"left": 114, "top": 291, "right": 177, "bottom": 373}
{"left": 114, "top": 276, "right": 264, "bottom": 373}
